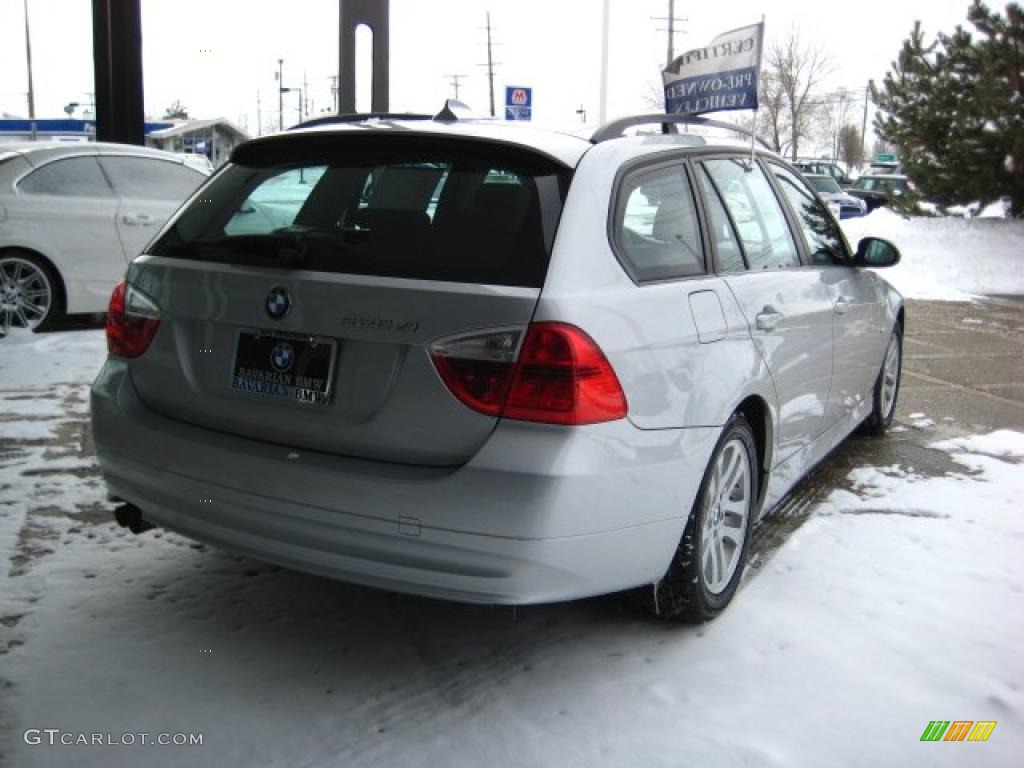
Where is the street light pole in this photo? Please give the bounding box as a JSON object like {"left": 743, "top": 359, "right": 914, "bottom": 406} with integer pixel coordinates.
{"left": 278, "top": 58, "right": 284, "bottom": 131}
{"left": 23, "top": 0, "right": 36, "bottom": 139}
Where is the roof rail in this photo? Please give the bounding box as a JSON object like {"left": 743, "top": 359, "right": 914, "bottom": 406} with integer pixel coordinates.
{"left": 288, "top": 112, "right": 433, "bottom": 131}
{"left": 591, "top": 114, "right": 772, "bottom": 150}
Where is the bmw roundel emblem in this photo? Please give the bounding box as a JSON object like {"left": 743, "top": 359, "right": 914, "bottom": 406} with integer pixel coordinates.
{"left": 265, "top": 287, "right": 291, "bottom": 320}
{"left": 270, "top": 342, "right": 295, "bottom": 373}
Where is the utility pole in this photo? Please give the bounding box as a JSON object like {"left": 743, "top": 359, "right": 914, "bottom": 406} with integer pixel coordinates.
{"left": 445, "top": 74, "right": 467, "bottom": 100}
{"left": 860, "top": 80, "right": 871, "bottom": 165}
{"left": 303, "top": 70, "right": 309, "bottom": 118}
{"left": 256, "top": 90, "right": 262, "bottom": 137}
{"left": 483, "top": 13, "right": 497, "bottom": 116}
{"left": 576, "top": 105, "right": 587, "bottom": 123}
{"left": 23, "top": 0, "right": 36, "bottom": 139}
{"left": 667, "top": 0, "right": 674, "bottom": 66}
{"left": 277, "top": 58, "right": 284, "bottom": 131}
{"left": 328, "top": 75, "right": 338, "bottom": 113}
{"left": 653, "top": 0, "right": 687, "bottom": 68}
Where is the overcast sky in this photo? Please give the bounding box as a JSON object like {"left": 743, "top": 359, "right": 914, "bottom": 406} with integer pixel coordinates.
{"left": 1, "top": 0, "right": 974, "bottom": 144}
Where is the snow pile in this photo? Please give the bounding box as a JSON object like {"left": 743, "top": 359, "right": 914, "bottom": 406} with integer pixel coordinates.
{"left": 841, "top": 208, "right": 1024, "bottom": 301}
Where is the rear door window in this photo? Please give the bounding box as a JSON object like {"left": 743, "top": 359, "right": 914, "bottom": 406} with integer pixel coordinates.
{"left": 697, "top": 166, "right": 746, "bottom": 273}
{"left": 18, "top": 156, "right": 112, "bottom": 197}
{"left": 701, "top": 158, "right": 801, "bottom": 271}
{"left": 99, "top": 156, "right": 206, "bottom": 200}
{"left": 613, "top": 162, "right": 704, "bottom": 282}
{"left": 151, "top": 138, "right": 568, "bottom": 288}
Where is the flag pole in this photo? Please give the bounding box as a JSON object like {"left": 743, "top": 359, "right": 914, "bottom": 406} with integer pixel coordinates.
{"left": 749, "top": 108, "right": 757, "bottom": 170}
{"left": 749, "top": 16, "right": 764, "bottom": 170}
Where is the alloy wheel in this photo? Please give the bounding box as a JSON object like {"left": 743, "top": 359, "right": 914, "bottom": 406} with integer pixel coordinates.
{"left": 880, "top": 333, "right": 900, "bottom": 420}
{"left": 700, "top": 438, "right": 752, "bottom": 595}
{"left": 0, "top": 257, "right": 52, "bottom": 331}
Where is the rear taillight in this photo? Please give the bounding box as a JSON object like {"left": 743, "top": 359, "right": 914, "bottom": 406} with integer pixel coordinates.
{"left": 429, "top": 327, "right": 521, "bottom": 417}
{"left": 429, "top": 322, "right": 627, "bottom": 426}
{"left": 106, "top": 281, "right": 161, "bottom": 359}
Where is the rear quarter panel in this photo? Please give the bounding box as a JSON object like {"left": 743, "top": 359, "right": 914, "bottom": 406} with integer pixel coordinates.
{"left": 539, "top": 141, "right": 778, "bottom": 435}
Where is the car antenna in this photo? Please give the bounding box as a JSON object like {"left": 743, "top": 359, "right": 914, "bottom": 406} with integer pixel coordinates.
{"left": 434, "top": 99, "right": 479, "bottom": 122}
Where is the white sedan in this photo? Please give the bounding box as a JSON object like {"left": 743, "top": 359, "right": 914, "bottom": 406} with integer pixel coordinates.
{"left": 0, "top": 142, "right": 208, "bottom": 332}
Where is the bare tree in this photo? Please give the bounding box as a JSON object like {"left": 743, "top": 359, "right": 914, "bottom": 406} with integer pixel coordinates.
{"left": 642, "top": 78, "right": 667, "bottom": 112}
{"left": 838, "top": 124, "right": 864, "bottom": 170}
{"left": 758, "top": 29, "right": 832, "bottom": 160}
{"left": 828, "top": 87, "right": 853, "bottom": 160}
{"left": 757, "top": 67, "right": 788, "bottom": 154}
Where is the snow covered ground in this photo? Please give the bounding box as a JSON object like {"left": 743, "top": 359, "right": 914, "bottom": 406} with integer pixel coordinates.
{"left": 1, "top": 323, "right": 1023, "bottom": 767}
{"left": 841, "top": 209, "right": 1024, "bottom": 302}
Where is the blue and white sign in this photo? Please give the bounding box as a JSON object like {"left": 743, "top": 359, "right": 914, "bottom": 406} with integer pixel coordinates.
{"left": 505, "top": 86, "right": 532, "bottom": 121}
{"left": 662, "top": 22, "right": 764, "bottom": 116}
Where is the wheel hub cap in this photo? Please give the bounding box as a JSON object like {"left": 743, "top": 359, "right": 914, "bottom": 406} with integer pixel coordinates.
{"left": 700, "top": 438, "right": 752, "bottom": 596}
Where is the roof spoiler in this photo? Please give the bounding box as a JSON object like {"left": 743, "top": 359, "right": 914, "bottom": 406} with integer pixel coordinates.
{"left": 288, "top": 100, "right": 491, "bottom": 131}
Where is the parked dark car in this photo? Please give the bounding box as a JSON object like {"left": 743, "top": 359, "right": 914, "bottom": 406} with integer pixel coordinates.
{"left": 847, "top": 174, "right": 911, "bottom": 213}
{"left": 794, "top": 159, "right": 851, "bottom": 187}
{"left": 804, "top": 174, "right": 867, "bottom": 219}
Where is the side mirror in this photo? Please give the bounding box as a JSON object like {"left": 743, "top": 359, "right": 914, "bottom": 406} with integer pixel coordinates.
{"left": 855, "top": 237, "right": 900, "bottom": 267}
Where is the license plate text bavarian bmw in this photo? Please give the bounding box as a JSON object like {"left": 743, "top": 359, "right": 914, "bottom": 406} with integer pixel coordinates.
{"left": 230, "top": 329, "right": 336, "bottom": 406}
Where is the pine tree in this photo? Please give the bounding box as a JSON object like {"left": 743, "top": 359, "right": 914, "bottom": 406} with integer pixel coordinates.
{"left": 873, "top": 1, "right": 1024, "bottom": 216}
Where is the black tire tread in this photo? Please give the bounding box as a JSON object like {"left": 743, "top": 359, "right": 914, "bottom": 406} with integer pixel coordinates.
{"left": 647, "top": 413, "right": 758, "bottom": 622}
{"left": 864, "top": 324, "right": 902, "bottom": 436}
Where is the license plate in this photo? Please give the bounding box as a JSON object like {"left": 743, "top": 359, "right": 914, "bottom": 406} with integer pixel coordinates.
{"left": 230, "top": 329, "right": 336, "bottom": 406}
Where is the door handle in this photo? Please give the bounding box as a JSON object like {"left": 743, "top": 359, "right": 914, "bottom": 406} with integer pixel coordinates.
{"left": 121, "top": 214, "right": 156, "bottom": 226}
{"left": 755, "top": 307, "right": 783, "bottom": 331}
{"left": 835, "top": 295, "right": 853, "bottom": 315}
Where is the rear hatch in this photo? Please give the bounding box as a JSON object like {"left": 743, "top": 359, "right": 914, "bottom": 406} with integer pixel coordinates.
{"left": 127, "top": 132, "right": 572, "bottom": 466}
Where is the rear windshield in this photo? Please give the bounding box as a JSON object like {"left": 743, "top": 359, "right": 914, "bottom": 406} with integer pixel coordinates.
{"left": 149, "top": 136, "right": 570, "bottom": 288}
{"left": 807, "top": 176, "right": 841, "bottom": 194}
{"left": 856, "top": 176, "right": 906, "bottom": 191}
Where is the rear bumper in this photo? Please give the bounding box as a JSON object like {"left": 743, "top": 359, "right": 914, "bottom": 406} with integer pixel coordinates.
{"left": 91, "top": 360, "right": 720, "bottom": 604}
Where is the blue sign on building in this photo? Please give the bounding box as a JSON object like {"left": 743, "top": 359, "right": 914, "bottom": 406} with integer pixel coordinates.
{"left": 505, "top": 86, "right": 532, "bottom": 121}
{"left": 0, "top": 118, "right": 174, "bottom": 140}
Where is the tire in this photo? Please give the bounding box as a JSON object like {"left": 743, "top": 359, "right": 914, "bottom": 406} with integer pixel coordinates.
{"left": 0, "top": 251, "right": 63, "bottom": 333}
{"left": 648, "top": 413, "right": 759, "bottom": 622}
{"left": 864, "top": 325, "right": 902, "bottom": 436}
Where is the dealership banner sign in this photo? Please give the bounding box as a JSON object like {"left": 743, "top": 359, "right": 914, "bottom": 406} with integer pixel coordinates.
{"left": 662, "top": 22, "right": 764, "bottom": 116}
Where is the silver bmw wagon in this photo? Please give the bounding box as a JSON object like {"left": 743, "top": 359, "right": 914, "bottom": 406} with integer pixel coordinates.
{"left": 91, "top": 108, "right": 903, "bottom": 621}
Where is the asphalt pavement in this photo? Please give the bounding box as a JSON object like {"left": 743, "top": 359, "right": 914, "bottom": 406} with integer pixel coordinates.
{"left": 749, "top": 295, "right": 1024, "bottom": 570}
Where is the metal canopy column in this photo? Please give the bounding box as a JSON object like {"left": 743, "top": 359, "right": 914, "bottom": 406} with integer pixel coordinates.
{"left": 92, "top": 0, "right": 145, "bottom": 145}
{"left": 338, "top": 0, "right": 390, "bottom": 113}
